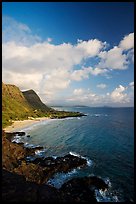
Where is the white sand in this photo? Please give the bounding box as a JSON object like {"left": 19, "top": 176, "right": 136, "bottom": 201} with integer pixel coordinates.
{"left": 4, "top": 117, "right": 50, "bottom": 132}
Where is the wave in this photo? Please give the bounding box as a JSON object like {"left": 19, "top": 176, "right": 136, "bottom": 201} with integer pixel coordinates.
{"left": 95, "top": 177, "right": 120, "bottom": 202}
{"left": 19, "top": 119, "right": 52, "bottom": 132}
{"left": 90, "top": 114, "right": 109, "bottom": 117}
{"left": 95, "top": 189, "right": 119, "bottom": 202}
{"left": 69, "top": 151, "right": 93, "bottom": 167}
{"left": 94, "top": 183, "right": 120, "bottom": 202}
{"left": 35, "top": 149, "right": 46, "bottom": 157}
{"left": 11, "top": 134, "right": 26, "bottom": 143}
{"left": 47, "top": 169, "right": 77, "bottom": 189}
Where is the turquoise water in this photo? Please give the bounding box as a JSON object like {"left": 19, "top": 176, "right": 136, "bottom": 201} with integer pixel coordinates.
{"left": 17, "top": 107, "right": 134, "bottom": 202}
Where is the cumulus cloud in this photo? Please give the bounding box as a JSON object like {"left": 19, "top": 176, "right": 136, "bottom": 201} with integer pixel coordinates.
{"left": 76, "top": 39, "right": 106, "bottom": 58}
{"left": 129, "top": 81, "right": 134, "bottom": 90}
{"left": 73, "top": 88, "right": 84, "bottom": 95}
{"left": 2, "top": 17, "right": 106, "bottom": 100}
{"left": 68, "top": 88, "right": 100, "bottom": 104}
{"left": 98, "top": 46, "right": 128, "bottom": 70}
{"left": 71, "top": 67, "right": 92, "bottom": 81}
{"left": 110, "top": 85, "right": 129, "bottom": 103}
{"left": 67, "top": 83, "right": 133, "bottom": 106}
{"left": 119, "top": 33, "right": 134, "bottom": 50}
{"left": 89, "top": 67, "right": 108, "bottom": 76}
{"left": 129, "top": 81, "right": 134, "bottom": 87}
{"left": 2, "top": 16, "right": 134, "bottom": 106}
{"left": 98, "top": 33, "right": 134, "bottom": 70}
{"left": 97, "top": 83, "right": 107, "bottom": 89}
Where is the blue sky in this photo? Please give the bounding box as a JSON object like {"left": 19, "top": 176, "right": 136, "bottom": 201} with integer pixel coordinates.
{"left": 2, "top": 2, "right": 134, "bottom": 106}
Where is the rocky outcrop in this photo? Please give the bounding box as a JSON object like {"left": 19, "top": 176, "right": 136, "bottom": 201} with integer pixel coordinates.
{"left": 13, "top": 161, "right": 47, "bottom": 184}
{"left": 2, "top": 169, "right": 62, "bottom": 202}
{"left": 2, "top": 170, "right": 109, "bottom": 202}
{"left": 32, "top": 154, "right": 87, "bottom": 173}
{"left": 2, "top": 130, "right": 109, "bottom": 202}
{"left": 60, "top": 176, "right": 108, "bottom": 202}
{"left": 2, "top": 135, "right": 26, "bottom": 171}
{"left": 2, "top": 131, "right": 87, "bottom": 184}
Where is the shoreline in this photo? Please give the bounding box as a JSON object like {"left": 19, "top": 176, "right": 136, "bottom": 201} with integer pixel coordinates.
{"left": 3, "top": 117, "right": 51, "bottom": 132}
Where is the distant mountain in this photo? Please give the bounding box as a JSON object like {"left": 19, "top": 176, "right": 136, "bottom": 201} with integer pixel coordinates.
{"left": 72, "top": 105, "right": 89, "bottom": 108}
{"left": 22, "top": 90, "right": 52, "bottom": 112}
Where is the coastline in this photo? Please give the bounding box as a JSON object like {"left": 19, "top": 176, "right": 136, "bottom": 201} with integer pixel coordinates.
{"left": 3, "top": 117, "right": 50, "bottom": 132}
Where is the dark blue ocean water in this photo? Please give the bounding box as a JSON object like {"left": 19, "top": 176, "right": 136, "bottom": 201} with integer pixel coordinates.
{"left": 16, "top": 107, "right": 134, "bottom": 202}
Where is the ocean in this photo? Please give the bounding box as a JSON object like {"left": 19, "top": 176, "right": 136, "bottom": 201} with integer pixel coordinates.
{"left": 13, "top": 107, "right": 134, "bottom": 202}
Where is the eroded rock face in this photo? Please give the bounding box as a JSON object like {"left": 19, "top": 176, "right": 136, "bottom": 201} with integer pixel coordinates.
{"left": 2, "top": 169, "right": 108, "bottom": 202}
{"left": 5, "top": 132, "right": 26, "bottom": 141}
{"left": 2, "top": 136, "right": 26, "bottom": 171}
{"left": 60, "top": 176, "right": 108, "bottom": 202}
{"left": 13, "top": 161, "right": 47, "bottom": 184}
{"left": 2, "top": 169, "right": 62, "bottom": 202}
{"left": 32, "top": 154, "right": 87, "bottom": 175}
{"left": 25, "top": 146, "right": 44, "bottom": 156}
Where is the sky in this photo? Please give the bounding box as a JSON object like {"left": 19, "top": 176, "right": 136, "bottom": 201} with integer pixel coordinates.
{"left": 2, "top": 2, "right": 134, "bottom": 107}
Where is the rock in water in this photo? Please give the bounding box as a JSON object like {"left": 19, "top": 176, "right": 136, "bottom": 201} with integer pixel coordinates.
{"left": 60, "top": 176, "right": 108, "bottom": 202}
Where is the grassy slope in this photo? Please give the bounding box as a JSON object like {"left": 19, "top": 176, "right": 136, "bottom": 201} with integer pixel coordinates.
{"left": 2, "top": 83, "right": 47, "bottom": 127}
{"left": 22, "top": 89, "right": 52, "bottom": 112}
{"left": 2, "top": 83, "right": 85, "bottom": 128}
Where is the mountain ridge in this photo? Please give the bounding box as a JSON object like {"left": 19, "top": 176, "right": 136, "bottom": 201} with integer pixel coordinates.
{"left": 22, "top": 89, "right": 52, "bottom": 112}
{"left": 2, "top": 82, "right": 85, "bottom": 128}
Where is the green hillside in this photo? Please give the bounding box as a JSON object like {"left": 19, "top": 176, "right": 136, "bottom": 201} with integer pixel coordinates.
{"left": 2, "top": 83, "right": 47, "bottom": 127}
{"left": 2, "top": 83, "right": 85, "bottom": 128}
{"left": 22, "top": 89, "right": 52, "bottom": 112}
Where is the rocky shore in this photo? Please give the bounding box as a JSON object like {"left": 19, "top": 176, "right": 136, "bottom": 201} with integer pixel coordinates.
{"left": 2, "top": 130, "right": 109, "bottom": 202}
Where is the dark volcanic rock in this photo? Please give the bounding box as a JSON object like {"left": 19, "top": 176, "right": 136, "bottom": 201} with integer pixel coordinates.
{"left": 2, "top": 130, "right": 109, "bottom": 202}
{"left": 13, "top": 161, "right": 47, "bottom": 184}
{"left": 2, "top": 135, "right": 26, "bottom": 171}
{"left": 2, "top": 169, "right": 62, "bottom": 202}
{"left": 61, "top": 176, "right": 108, "bottom": 191}
{"left": 25, "top": 146, "right": 44, "bottom": 156}
{"left": 5, "top": 131, "right": 26, "bottom": 142}
{"left": 60, "top": 176, "right": 108, "bottom": 202}
{"left": 32, "top": 154, "right": 87, "bottom": 176}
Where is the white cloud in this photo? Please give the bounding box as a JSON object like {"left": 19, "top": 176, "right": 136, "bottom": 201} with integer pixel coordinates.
{"left": 2, "top": 16, "right": 134, "bottom": 106}
{"left": 129, "top": 81, "right": 134, "bottom": 90}
{"left": 129, "top": 81, "right": 134, "bottom": 87}
{"left": 98, "top": 33, "right": 134, "bottom": 70}
{"left": 89, "top": 67, "right": 108, "bottom": 76}
{"left": 2, "top": 33, "right": 106, "bottom": 99}
{"left": 127, "top": 48, "right": 134, "bottom": 63}
{"left": 110, "top": 85, "right": 129, "bottom": 103}
{"left": 71, "top": 67, "right": 92, "bottom": 81}
{"left": 73, "top": 88, "right": 84, "bottom": 95}
{"left": 98, "top": 46, "right": 128, "bottom": 70}
{"left": 76, "top": 39, "right": 106, "bottom": 58}
{"left": 67, "top": 83, "right": 133, "bottom": 106}
{"left": 97, "top": 83, "right": 107, "bottom": 89}
{"left": 2, "top": 16, "right": 41, "bottom": 46}
{"left": 119, "top": 33, "right": 134, "bottom": 50}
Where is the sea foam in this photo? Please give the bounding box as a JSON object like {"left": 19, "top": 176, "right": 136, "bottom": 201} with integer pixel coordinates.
{"left": 47, "top": 169, "right": 77, "bottom": 189}
{"left": 69, "top": 151, "right": 93, "bottom": 167}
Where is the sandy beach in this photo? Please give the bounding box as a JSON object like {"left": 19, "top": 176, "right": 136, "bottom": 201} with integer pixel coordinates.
{"left": 4, "top": 117, "right": 50, "bottom": 132}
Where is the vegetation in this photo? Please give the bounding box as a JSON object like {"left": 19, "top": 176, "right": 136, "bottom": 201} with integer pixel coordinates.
{"left": 22, "top": 89, "right": 52, "bottom": 112}
{"left": 2, "top": 82, "right": 85, "bottom": 128}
